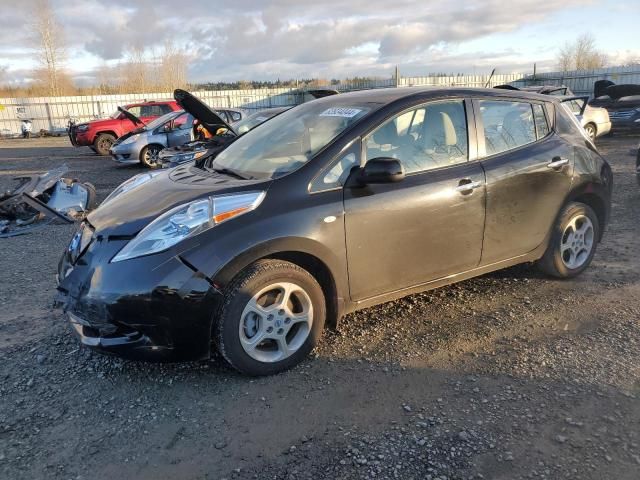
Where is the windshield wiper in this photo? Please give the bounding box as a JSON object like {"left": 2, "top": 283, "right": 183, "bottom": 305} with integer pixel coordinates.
{"left": 210, "top": 167, "right": 253, "bottom": 180}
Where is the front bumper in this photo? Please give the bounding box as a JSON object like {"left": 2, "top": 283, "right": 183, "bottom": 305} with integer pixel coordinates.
{"left": 110, "top": 142, "right": 142, "bottom": 164}
{"left": 55, "top": 227, "right": 222, "bottom": 361}
{"left": 70, "top": 130, "right": 93, "bottom": 147}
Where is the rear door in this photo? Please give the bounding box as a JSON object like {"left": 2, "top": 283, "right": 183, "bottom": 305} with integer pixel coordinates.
{"left": 474, "top": 98, "right": 574, "bottom": 264}
{"left": 139, "top": 104, "right": 171, "bottom": 124}
{"left": 343, "top": 98, "right": 486, "bottom": 301}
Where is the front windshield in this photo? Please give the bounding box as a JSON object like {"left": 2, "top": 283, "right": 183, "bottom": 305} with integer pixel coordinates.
{"left": 145, "top": 111, "right": 183, "bottom": 130}
{"left": 209, "top": 102, "right": 370, "bottom": 179}
{"left": 234, "top": 109, "right": 286, "bottom": 134}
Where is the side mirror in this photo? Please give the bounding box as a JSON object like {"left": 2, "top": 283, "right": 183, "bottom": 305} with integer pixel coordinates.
{"left": 359, "top": 157, "right": 405, "bottom": 184}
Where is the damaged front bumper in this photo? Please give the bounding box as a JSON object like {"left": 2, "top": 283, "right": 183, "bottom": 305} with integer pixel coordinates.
{"left": 55, "top": 223, "right": 223, "bottom": 361}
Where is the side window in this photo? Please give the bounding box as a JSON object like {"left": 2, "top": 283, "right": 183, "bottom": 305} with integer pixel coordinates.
{"left": 159, "top": 104, "right": 173, "bottom": 115}
{"left": 141, "top": 105, "right": 166, "bottom": 117}
{"left": 126, "top": 106, "right": 142, "bottom": 117}
{"left": 173, "top": 113, "right": 192, "bottom": 130}
{"left": 533, "top": 104, "right": 549, "bottom": 139}
{"left": 364, "top": 100, "right": 468, "bottom": 174}
{"left": 479, "top": 100, "right": 536, "bottom": 156}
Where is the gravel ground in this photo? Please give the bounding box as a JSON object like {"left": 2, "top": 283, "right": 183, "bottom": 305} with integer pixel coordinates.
{"left": 0, "top": 135, "right": 639, "bottom": 480}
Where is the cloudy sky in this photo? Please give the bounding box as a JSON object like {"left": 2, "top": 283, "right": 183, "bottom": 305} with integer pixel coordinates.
{"left": 0, "top": 0, "right": 638, "bottom": 85}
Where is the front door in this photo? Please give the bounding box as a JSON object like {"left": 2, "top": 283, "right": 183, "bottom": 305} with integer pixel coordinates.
{"left": 475, "top": 99, "right": 574, "bottom": 264}
{"left": 166, "top": 113, "right": 194, "bottom": 147}
{"left": 344, "top": 99, "right": 486, "bottom": 301}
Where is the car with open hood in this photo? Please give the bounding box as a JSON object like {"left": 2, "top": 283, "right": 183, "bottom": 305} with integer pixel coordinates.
{"left": 159, "top": 91, "right": 289, "bottom": 168}
{"left": 590, "top": 82, "right": 640, "bottom": 133}
{"left": 109, "top": 110, "right": 196, "bottom": 168}
{"left": 68, "top": 100, "right": 181, "bottom": 155}
{"left": 55, "top": 87, "right": 612, "bottom": 375}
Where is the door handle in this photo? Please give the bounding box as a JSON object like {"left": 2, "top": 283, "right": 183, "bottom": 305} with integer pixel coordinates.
{"left": 547, "top": 157, "right": 569, "bottom": 170}
{"left": 456, "top": 179, "right": 482, "bottom": 194}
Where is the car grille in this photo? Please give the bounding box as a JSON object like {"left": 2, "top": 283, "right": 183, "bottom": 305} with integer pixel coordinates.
{"left": 608, "top": 109, "right": 636, "bottom": 119}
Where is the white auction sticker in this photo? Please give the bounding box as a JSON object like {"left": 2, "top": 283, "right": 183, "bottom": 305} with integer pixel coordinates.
{"left": 319, "top": 107, "right": 362, "bottom": 118}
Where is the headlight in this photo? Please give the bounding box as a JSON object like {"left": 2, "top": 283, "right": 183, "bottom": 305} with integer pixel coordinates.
{"left": 111, "top": 191, "right": 265, "bottom": 262}
{"left": 102, "top": 171, "right": 162, "bottom": 205}
{"left": 121, "top": 133, "right": 141, "bottom": 145}
{"left": 75, "top": 124, "right": 89, "bottom": 132}
{"left": 176, "top": 150, "right": 208, "bottom": 162}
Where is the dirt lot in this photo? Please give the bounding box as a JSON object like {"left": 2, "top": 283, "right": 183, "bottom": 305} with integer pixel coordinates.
{"left": 0, "top": 135, "right": 639, "bottom": 480}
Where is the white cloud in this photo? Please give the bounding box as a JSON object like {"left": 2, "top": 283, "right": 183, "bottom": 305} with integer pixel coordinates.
{"left": 0, "top": 0, "right": 603, "bottom": 84}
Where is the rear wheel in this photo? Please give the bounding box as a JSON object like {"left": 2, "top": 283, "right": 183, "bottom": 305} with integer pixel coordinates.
{"left": 537, "top": 202, "right": 599, "bottom": 278}
{"left": 93, "top": 133, "right": 116, "bottom": 156}
{"left": 584, "top": 123, "right": 597, "bottom": 141}
{"left": 140, "top": 145, "right": 163, "bottom": 168}
{"left": 215, "top": 259, "right": 326, "bottom": 375}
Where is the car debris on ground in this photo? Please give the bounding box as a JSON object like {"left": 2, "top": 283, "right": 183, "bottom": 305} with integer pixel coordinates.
{"left": 0, "top": 165, "right": 96, "bottom": 237}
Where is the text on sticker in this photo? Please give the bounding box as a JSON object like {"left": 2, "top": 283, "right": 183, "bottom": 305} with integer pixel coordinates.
{"left": 319, "top": 108, "right": 362, "bottom": 118}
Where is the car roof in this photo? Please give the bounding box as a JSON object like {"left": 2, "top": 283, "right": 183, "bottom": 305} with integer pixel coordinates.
{"left": 125, "top": 100, "right": 176, "bottom": 106}
{"left": 304, "top": 86, "right": 558, "bottom": 107}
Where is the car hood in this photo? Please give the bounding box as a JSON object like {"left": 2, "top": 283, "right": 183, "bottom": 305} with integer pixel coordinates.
{"left": 174, "top": 89, "right": 236, "bottom": 136}
{"left": 87, "top": 167, "right": 270, "bottom": 236}
{"left": 118, "top": 106, "right": 145, "bottom": 126}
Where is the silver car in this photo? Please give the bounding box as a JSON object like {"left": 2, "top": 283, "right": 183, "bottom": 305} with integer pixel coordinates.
{"left": 110, "top": 110, "right": 195, "bottom": 168}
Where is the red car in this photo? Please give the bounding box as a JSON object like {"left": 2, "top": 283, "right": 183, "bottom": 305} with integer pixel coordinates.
{"left": 68, "top": 100, "right": 180, "bottom": 155}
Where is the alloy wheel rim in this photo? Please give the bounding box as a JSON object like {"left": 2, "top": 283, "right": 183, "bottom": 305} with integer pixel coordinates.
{"left": 585, "top": 125, "right": 595, "bottom": 139}
{"left": 145, "top": 147, "right": 160, "bottom": 166}
{"left": 239, "top": 282, "right": 313, "bottom": 363}
{"left": 560, "top": 214, "right": 594, "bottom": 269}
{"left": 99, "top": 138, "right": 112, "bottom": 151}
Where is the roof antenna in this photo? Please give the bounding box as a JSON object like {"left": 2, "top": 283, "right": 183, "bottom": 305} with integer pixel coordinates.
{"left": 484, "top": 68, "right": 496, "bottom": 88}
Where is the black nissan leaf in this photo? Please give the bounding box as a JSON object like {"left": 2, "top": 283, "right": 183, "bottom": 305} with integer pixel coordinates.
{"left": 56, "top": 87, "right": 612, "bottom": 375}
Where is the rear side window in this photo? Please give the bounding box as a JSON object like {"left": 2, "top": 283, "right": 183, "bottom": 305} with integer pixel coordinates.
{"left": 478, "top": 100, "right": 537, "bottom": 156}
{"left": 533, "top": 104, "right": 550, "bottom": 139}
{"left": 141, "top": 104, "right": 171, "bottom": 117}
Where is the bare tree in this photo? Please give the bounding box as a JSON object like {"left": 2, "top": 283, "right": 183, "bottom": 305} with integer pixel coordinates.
{"left": 32, "top": 0, "right": 67, "bottom": 96}
{"left": 122, "top": 46, "right": 152, "bottom": 93}
{"left": 158, "top": 40, "right": 190, "bottom": 91}
{"left": 557, "top": 33, "right": 607, "bottom": 72}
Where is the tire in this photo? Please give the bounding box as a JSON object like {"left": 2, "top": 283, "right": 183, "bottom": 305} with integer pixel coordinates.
{"left": 584, "top": 123, "right": 597, "bottom": 141}
{"left": 140, "top": 145, "right": 163, "bottom": 169}
{"left": 82, "top": 182, "right": 98, "bottom": 210}
{"left": 537, "top": 202, "right": 600, "bottom": 278}
{"left": 215, "top": 259, "right": 326, "bottom": 376}
{"left": 93, "top": 133, "right": 116, "bottom": 156}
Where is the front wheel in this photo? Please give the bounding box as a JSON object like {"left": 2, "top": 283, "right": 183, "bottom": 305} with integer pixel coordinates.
{"left": 537, "top": 202, "right": 600, "bottom": 278}
{"left": 93, "top": 133, "right": 116, "bottom": 155}
{"left": 140, "top": 145, "right": 163, "bottom": 168}
{"left": 214, "top": 259, "right": 326, "bottom": 375}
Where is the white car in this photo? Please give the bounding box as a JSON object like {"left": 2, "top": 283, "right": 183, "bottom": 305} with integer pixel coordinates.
{"left": 560, "top": 96, "right": 611, "bottom": 141}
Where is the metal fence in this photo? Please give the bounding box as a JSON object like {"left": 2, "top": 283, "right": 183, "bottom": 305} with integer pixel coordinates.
{"left": 1, "top": 65, "right": 638, "bottom": 136}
